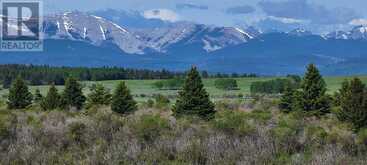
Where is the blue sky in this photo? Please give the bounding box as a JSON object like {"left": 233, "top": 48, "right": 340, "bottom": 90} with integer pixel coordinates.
{"left": 43, "top": 0, "right": 367, "bottom": 33}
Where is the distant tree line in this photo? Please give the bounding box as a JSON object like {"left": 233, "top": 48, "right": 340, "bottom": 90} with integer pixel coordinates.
{"left": 250, "top": 75, "right": 302, "bottom": 94}
{"left": 152, "top": 78, "right": 184, "bottom": 90}
{"left": 214, "top": 78, "right": 239, "bottom": 90}
{"left": 201, "top": 71, "right": 257, "bottom": 79}
{"left": 0, "top": 64, "right": 182, "bottom": 88}
{"left": 0, "top": 64, "right": 258, "bottom": 89}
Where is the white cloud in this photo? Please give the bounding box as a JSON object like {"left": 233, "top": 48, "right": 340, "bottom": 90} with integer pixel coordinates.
{"left": 143, "top": 9, "right": 179, "bottom": 22}
{"left": 268, "top": 16, "right": 307, "bottom": 24}
{"left": 349, "top": 19, "right": 367, "bottom": 26}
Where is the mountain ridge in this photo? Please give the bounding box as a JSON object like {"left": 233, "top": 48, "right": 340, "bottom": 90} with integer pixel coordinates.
{"left": 1, "top": 10, "right": 367, "bottom": 75}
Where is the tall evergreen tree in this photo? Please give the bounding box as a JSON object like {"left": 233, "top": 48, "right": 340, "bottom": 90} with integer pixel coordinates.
{"left": 61, "top": 77, "right": 86, "bottom": 110}
{"left": 41, "top": 84, "right": 61, "bottom": 110}
{"left": 173, "top": 67, "right": 215, "bottom": 120}
{"left": 279, "top": 86, "right": 295, "bottom": 113}
{"left": 7, "top": 76, "right": 33, "bottom": 109}
{"left": 111, "top": 81, "right": 137, "bottom": 114}
{"left": 87, "top": 83, "right": 112, "bottom": 106}
{"left": 337, "top": 78, "right": 367, "bottom": 130}
{"left": 298, "top": 64, "right": 330, "bottom": 116}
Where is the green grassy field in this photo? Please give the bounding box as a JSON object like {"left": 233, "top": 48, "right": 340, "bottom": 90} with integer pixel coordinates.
{"left": 1, "top": 76, "right": 367, "bottom": 101}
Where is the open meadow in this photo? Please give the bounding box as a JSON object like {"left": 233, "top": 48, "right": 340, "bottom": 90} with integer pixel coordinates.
{"left": 2, "top": 76, "right": 367, "bottom": 102}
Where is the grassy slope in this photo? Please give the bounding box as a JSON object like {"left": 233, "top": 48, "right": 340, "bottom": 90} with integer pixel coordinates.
{"left": 1, "top": 76, "right": 367, "bottom": 101}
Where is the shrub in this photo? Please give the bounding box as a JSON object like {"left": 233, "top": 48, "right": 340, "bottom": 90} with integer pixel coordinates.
{"left": 0, "top": 111, "right": 15, "bottom": 139}
{"left": 153, "top": 94, "right": 170, "bottom": 108}
{"left": 33, "top": 89, "right": 43, "bottom": 103}
{"left": 271, "top": 115, "right": 303, "bottom": 153}
{"left": 214, "top": 78, "right": 239, "bottom": 90}
{"left": 132, "top": 115, "right": 170, "bottom": 141}
{"left": 67, "top": 122, "right": 87, "bottom": 146}
{"left": 305, "top": 125, "right": 328, "bottom": 147}
{"left": 212, "top": 110, "right": 255, "bottom": 136}
{"left": 146, "top": 99, "right": 155, "bottom": 108}
{"left": 356, "top": 128, "right": 367, "bottom": 146}
{"left": 248, "top": 109, "right": 272, "bottom": 123}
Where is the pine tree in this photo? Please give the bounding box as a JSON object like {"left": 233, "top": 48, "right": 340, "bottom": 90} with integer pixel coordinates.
{"left": 61, "top": 77, "right": 86, "bottom": 110}
{"left": 41, "top": 84, "right": 61, "bottom": 110}
{"left": 173, "top": 67, "right": 215, "bottom": 120}
{"left": 298, "top": 64, "right": 330, "bottom": 116}
{"left": 279, "top": 86, "right": 295, "bottom": 113}
{"left": 337, "top": 78, "right": 367, "bottom": 130}
{"left": 87, "top": 83, "right": 112, "bottom": 106}
{"left": 111, "top": 81, "right": 137, "bottom": 114}
{"left": 34, "top": 89, "right": 43, "bottom": 103}
{"left": 7, "top": 76, "right": 33, "bottom": 109}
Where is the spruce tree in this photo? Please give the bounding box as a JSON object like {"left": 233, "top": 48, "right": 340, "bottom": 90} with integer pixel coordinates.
{"left": 87, "top": 83, "right": 112, "bottom": 106}
{"left": 41, "top": 84, "right": 60, "bottom": 110}
{"left": 298, "top": 64, "right": 330, "bottom": 116}
{"left": 337, "top": 78, "right": 367, "bottom": 130}
{"left": 7, "top": 76, "right": 33, "bottom": 109}
{"left": 279, "top": 86, "right": 295, "bottom": 113}
{"left": 111, "top": 81, "right": 137, "bottom": 114}
{"left": 34, "top": 89, "right": 43, "bottom": 103}
{"left": 173, "top": 67, "right": 215, "bottom": 120}
{"left": 61, "top": 77, "right": 86, "bottom": 110}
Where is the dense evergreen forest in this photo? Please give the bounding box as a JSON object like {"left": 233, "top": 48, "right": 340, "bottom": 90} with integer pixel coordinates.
{"left": 0, "top": 64, "right": 257, "bottom": 88}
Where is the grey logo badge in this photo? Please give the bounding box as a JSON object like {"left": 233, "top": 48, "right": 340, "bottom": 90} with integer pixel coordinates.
{"left": 1, "top": 1, "right": 43, "bottom": 51}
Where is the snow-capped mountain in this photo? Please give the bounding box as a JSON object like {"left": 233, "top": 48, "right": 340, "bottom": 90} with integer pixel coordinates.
{"left": 349, "top": 26, "right": 367, "bottom": 40}
{"left": 325, "top": 31, "right": 350, "bottom": 40}
{"left": 41, "top": 11, "right": 257, "bottom": 54}
{"left": 2, "top": 11, "right": 367, "bottom": 75}
{"left": 287, "top": 28, "right": 313, "bottom": 37}
{"left": 43, "top": 12, "right": 147, "bottom": 54}
{"left": 134, "top": 23, "right": 255, "bottom": 53}
{"left": 326, "top": 26, "right": 367, "bottom": 40}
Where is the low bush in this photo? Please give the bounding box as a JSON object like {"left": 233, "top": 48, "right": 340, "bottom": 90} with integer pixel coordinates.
{"left": 153, "top": 94, "right": 170, "bottom": 108}
{"left": 212, "top": 110, "right": 255, "bottom": 136}
{"left": 271, "top": 115, "right": 304, "bottom": 154}
{"left": 132, "top": 115, "right": 170, "bottom": 142}
{"left": 67, "top": 122, "right": 88, "bottom": 146}
{"left": 305, "top": 125, "right": 328, "bottom": 147}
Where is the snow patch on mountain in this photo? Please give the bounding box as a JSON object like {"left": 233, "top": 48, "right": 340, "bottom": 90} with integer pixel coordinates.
{"left": 99, "top": 25, "right": 106, "bottom": 40}
{"left": 203, "top": 39, "right": 222, "bottom": 52}
{"left": 235, "top": 27, "right": 254, "bottom": 39}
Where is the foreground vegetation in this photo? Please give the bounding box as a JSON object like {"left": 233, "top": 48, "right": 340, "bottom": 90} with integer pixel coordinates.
{"left": 1, "top": 97, "right": 367, "bottom": 164}
{"left": 0, "top": 65, "right": 367, "bottom": 164}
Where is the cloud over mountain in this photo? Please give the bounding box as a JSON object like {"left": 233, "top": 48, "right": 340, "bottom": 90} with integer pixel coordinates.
{"left": 143, "top": 9, "right": 179, "bottom": 22}
{"left": 258, "top": 0, "right": 359, "bottom": 25}
{"left": 176, "top": 3, "right": 208, "bottom": 10}
{"left": 226, "top": 5, "right": 256, "bottom": 15}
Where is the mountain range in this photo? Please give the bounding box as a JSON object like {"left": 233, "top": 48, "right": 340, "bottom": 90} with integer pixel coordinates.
{"left": 1, "top": 10, "right": 367, "bottom": 75}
